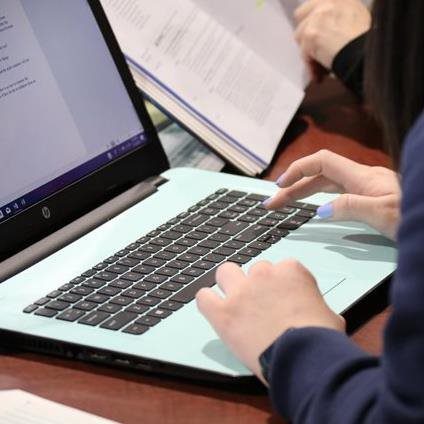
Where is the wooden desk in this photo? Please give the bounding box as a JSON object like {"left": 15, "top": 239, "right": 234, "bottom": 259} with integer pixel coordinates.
{"left": 0, "top": 79, "right": 392, "bottom": 424}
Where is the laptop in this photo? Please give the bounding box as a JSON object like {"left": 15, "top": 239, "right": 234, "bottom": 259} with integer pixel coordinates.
{"left": 0, "top": 0, "right": 396, "bottom": 382}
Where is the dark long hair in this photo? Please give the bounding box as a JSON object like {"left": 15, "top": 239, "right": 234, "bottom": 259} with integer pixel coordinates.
{"left": 366, "top": 0, "right": 424, "bottom": 166}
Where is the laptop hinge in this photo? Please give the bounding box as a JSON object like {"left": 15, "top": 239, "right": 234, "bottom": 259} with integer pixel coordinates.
{"left": 0, "top": 177, "right": 167, "bottom": 283}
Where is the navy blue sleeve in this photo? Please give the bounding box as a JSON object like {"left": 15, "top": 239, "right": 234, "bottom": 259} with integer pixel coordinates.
{"left": 267, "top": 113, "right": 424, "bottom": 423}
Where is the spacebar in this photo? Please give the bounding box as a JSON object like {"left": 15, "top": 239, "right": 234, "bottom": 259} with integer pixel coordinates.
{"left": 171, "top": 269, "right": 217, "bottom": 303}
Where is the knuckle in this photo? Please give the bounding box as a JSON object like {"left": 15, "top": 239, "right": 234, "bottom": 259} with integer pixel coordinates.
{"left": 249, "top": 261, "right": 273, "bottom": 278}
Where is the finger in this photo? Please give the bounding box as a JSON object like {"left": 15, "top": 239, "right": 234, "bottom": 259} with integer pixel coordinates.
{"left": 265, "top": 175, "right": 341, "bottom": 210}
{"left": 294, "top": 0, "right": 321, "bottom": 23}
{"left": 215, "top": 262, "right": 246, "bottom": 296}
{"left": 196, "top": 288, "right": 226, "bottom": 331}
{"left": 317, "top": 194, "right": 379, "bottom": 223}
{"left": 276, "top": 150, "right": 364, "bottom": 191}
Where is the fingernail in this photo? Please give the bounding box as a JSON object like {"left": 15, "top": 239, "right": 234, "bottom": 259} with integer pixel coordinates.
{"left": 317, "top": 203, "right": 334, "bottom": 219}
{"left": 262, "top": 197, "right": 272, "bottom": 207}
{"left": 275, "top": 173, "right": 285, "bottom": 186}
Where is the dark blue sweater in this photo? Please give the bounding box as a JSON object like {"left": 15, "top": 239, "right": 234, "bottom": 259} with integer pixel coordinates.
{"left": 268, "top": 113, "right": 424, "bottom": 423}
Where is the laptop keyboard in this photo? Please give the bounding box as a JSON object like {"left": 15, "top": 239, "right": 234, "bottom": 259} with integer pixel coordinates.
{"left": 23, "top": 189, "right": 317, "bottom": 335}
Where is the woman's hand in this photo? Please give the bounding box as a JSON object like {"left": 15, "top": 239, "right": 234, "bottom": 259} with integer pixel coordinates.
{"left": 265, "top": 150, "right": 401, "bottom": 240}
{"left": 294, "top": 0, "right": 371, "bottom": 70}
{"left": 196, "top": 260, "right": 345, "bottom": 385}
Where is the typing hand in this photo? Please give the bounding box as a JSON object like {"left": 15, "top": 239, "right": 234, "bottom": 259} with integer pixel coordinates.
{"left": 264, "top": 150, "right": 401, "bottom": 240}
{"left": 294, "top": 0, "right": 371, "bottom": 71}
{"left": 196, "top": 261, "right": 345, "bottom": 385}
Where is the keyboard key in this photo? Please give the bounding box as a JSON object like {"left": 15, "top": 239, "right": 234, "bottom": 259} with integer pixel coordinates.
{"left": 219, "top": 195, "right": 238, "bottom": 204}
{"left": 227, "top": 190, "right": 246, "bottom": 198}
{"left": 246, "top": 193, "right": 268, "bottom": 202}
{"left": 122, "top": 288, "right": 145, "bottom": 299}
{"left": 218, "top": 211, "right": 239, "bottom": 220}
{"left": 172, "top": 224, "right": 192, "bottom": 234}
{"left": 120, "top": 272, "right": 143, "bottom": 282}
{"left": 115, "top": 249, "right": 130, "bottom": 257}
{"left": 215, "top": 188, "right": 228, "bottom": 194}
{"left": 197, "top": 225, "right": 217, "bottom": 234}
{"left": 249, "top": 208, "right": 268, "bottom": 217}
{"left": 149, "top": 289, "right": 172, "bottom": 299}
{"left": 204, "top": 253, "right": 226, "bottom": 263}
{"left": 159, "top": 282, "right": 183, "bottom": 292}
{"left": 110, "top": 296, "right": 133, "bottom": 306}
{"left": 177, "top": 253, "right": 200, "bottom": 263}
{"left": 83, "top": 279, "right": 106, "bottom": 289}
{"left": 187, "top": 246, "right": 209, "bottom": 256}
{"left": 277, "top": 216, "right": 309, "bottom": 230}
{"left": 74, "top": 301, "right": 97, "bottom": 311}
{"left": 45, "top": 301, "right": 71, "bottom": 312}
{"left": 132, "top": 264, "right": 156, "bottom": 275}
{"left": 93, "top": 262, "right": 108, "bottom": 271}
{"left": 209, "top": 201, "right": 228, "bottom": 210}
{"left": 147, "top": 308, "right": 172, "bottom": 319}
{"left": 175, "top": 238, "right": 197, "bottom": 247}
{"left": 104, "top": 255, "right": 119, "bottom": 264}
{"left": 79, "top": 311, "right": 110, "bottom": 326}
{"left": 137, "top": 296, "right": 161, "bottom": 307}
{"left": 159, "top": 300, "right": 184, "bottom": 311}
{"left": 125, "top": 242, "right": 141, "bottom": 251}
{"left": 198, "top": 239, "right": 220, "bottom": 249}
{"left": 143, "top": 258, "right": 166, "bottom": 268}
{"left": 58, "top": 293, "right": 82, "bottom": 303}
{"left": 228, "top": 254, "right": 251, "bottom": 264}
{"left": 161, "top": 231, "right": 182, "bottom": 240}
{"left": 123, "top": 323, "right": 150, "bottom": 335}
{"left": 276, "top": 206, "right": 296, "bottom": 214}
{"left": 23, "top": 305, "right": 37, "bottom": 313}
{"left": 268, "top": 228, "right": 290, "bottom": 239}
{"left": 128, "top": 251, "right": 151, "bottom": 261}
{"left": 206, "top": 217, "right": 228, "bottom": 227}
{"left": 98, "top": 303, "right": 122, "bottom": 314}
{"left": 70, "top": 276, "right": 86, "bottom": 285}
{"left": 81, "top": 269, "right": 97, "bottom": 278}
{"left": 218, "top": 221, "right": 249, "bottom": 236}
{"left": 268, "top": 212, "right": 288, "bottom": 221}
{"left": 150, "top": 237, "right": 172, "bottom": 247}
{"left": 214, "top": 246, "right": 236, "bottom": 256}
{"left": 223, "top": 240, "right": 244, "bottom": 250}
{"left": 239, "top": 247, "right": 261, "bottom": 257}
{"left": 228, "top": 205, "right": 248, "bottom": 213}
{"left": 199, "top": 207, "right": 218, "bottom": 216}
{"left": 125, "top": 304, "right": 149, "bottom": 314}
{"left": 56, "top": 308, "right": 85, "bottom": 322}
{"left": 139, "top": 244, "right": 162, "bottom": 254}
{"left": 98, "top": 286, "right": 121, "bottom": 296}
{"left": 135, "top": 316, "right": 161, "bottom": 327}
{"left": 100, "top": 312, "right": 137, "bottom": 331}
{"left": 58, "top": 283, "right": 74, "bottom": 291}
{"left": 165, "top": 244, "right": 187, "bottom": 254}
{"left": 86, "top": 293, "right": 110, "bottom": 304}
{"left": 296, "top": 210, "right": 316, "bottom": 219}
{"left": 106, "top": 264, "right": 130, "bottom": 274}
{"left": 193, "top": 260, "right": 216, "bottom": 270}
{"left": 47, "top": 290, "right": 62, "bottom": 299}
{"left": 154, "top": 251, "right": 177, "bottom": 261}
{"left": 237, "top": 215, "right": 259, "bottom": 223}
{"left": 35, "top": 297, "right": 50, "bottom": 306}
{"left": 133, "top": 281, "right": 156, "bottom": 291}
{"left": 143, "top": 274, "right": 168, "bottom": 284}
{"left": 171, "top": 274, "right": 194, "bottom": 284}
{"left": 147, "top": 230, "right": 161, "bottom": 237}
{"left": 167, "top": 260, "right": 189, "bottom": 270}
{"left": 71, "top": 286, "right": 94, "bottom": 296}
{"left": 171, "top": 269, "right": 217, "bottom": 303}
{"left": 94, "top": 272, "right": 116, "bottom": 281}
{"left": 136, "top": 236, "right": 150, "bottom": 244}
{"left": 182, "top": 267, "right": 205, "bottom": 278}
{"left": 182, "top": 214, "right": 209, "bottom": 227}
{"left": 109, "top": 279, "right": 132, "bottom": 289}
{"left": 287, "top": 201, "right": 318, "bottom": 211}
{"left": 35, "top": 308, "right": 57, "bottom": 317}
{"left": 156, "top": 267, "right": 179, "bottom": 277}
{"left": 186, "top": 231, "right": 208, "bottom": 241}
{"left": 117, "top": 258, "right": 140, "bottom": 267}
{"left": 237, "top": 199, "right": 257, "bottom": 207}
{"left": 234, "top": 225, "right": 267, "bottom": 243}
{"left": 258, "top": 218, "right": 278, "bottom": 227}
{"left": 249, "top": 241, "right": 271, "bottom": 251}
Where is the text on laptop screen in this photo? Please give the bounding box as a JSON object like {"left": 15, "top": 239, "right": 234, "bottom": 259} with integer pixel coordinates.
{"left": 0, "top": 0, "right": 148, "bottom": 222}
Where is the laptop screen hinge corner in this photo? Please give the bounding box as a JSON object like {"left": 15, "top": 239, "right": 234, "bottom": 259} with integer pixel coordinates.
{"left": 145, "top": 175, "right": 168, "bottom": 189}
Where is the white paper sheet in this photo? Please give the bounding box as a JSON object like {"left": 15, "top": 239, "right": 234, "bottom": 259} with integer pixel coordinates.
{"left": 0, "top": 390, "right": 118, "bottom": 424}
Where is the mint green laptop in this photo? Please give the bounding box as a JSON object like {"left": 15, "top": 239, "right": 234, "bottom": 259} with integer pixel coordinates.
{"left": 0, "top": 0, "right": 396, "bottom": 382}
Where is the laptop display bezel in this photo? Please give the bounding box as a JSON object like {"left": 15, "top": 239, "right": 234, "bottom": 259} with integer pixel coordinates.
{"left": 0, "top": 0, "right": 169, "bottom": 262}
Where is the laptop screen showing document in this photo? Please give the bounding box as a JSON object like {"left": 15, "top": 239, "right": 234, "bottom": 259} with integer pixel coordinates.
{"left": 0, "top": 0, "right": 168, "bottom": 260}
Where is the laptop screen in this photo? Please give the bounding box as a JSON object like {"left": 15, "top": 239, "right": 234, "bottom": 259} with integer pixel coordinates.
{"left": 0, "top": 0, "right": 149, "bottom": 224}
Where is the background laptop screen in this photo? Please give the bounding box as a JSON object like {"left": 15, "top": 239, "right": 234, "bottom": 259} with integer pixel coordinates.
{"left": 0, "top": 0, "right": 148, "bottom": 223}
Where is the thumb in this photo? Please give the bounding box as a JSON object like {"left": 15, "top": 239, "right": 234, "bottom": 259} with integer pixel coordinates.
{"left": 317, "top": 194, "right": 378, "bottom": 224}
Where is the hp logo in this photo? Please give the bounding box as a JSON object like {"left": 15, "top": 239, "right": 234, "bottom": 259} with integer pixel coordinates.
{"left": 41, "top": 206, "right": 51, "bottom": 219}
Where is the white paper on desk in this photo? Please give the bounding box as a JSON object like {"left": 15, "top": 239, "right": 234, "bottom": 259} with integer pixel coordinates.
{"left": 0, "top": 390, "right": 119, "bottom": 424}
{"left": 101, "top": 0, "right": 304, "bottom": 167}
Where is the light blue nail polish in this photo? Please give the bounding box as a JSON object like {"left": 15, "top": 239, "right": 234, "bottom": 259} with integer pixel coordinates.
{"left": 262, "top": 197, "right": 272, "bottom": 207}
{"left": 317, "top": 203, "right": 334, "bottom": 219}
{"left": 276, "top": 173, "right": 285, "bottom": 186}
